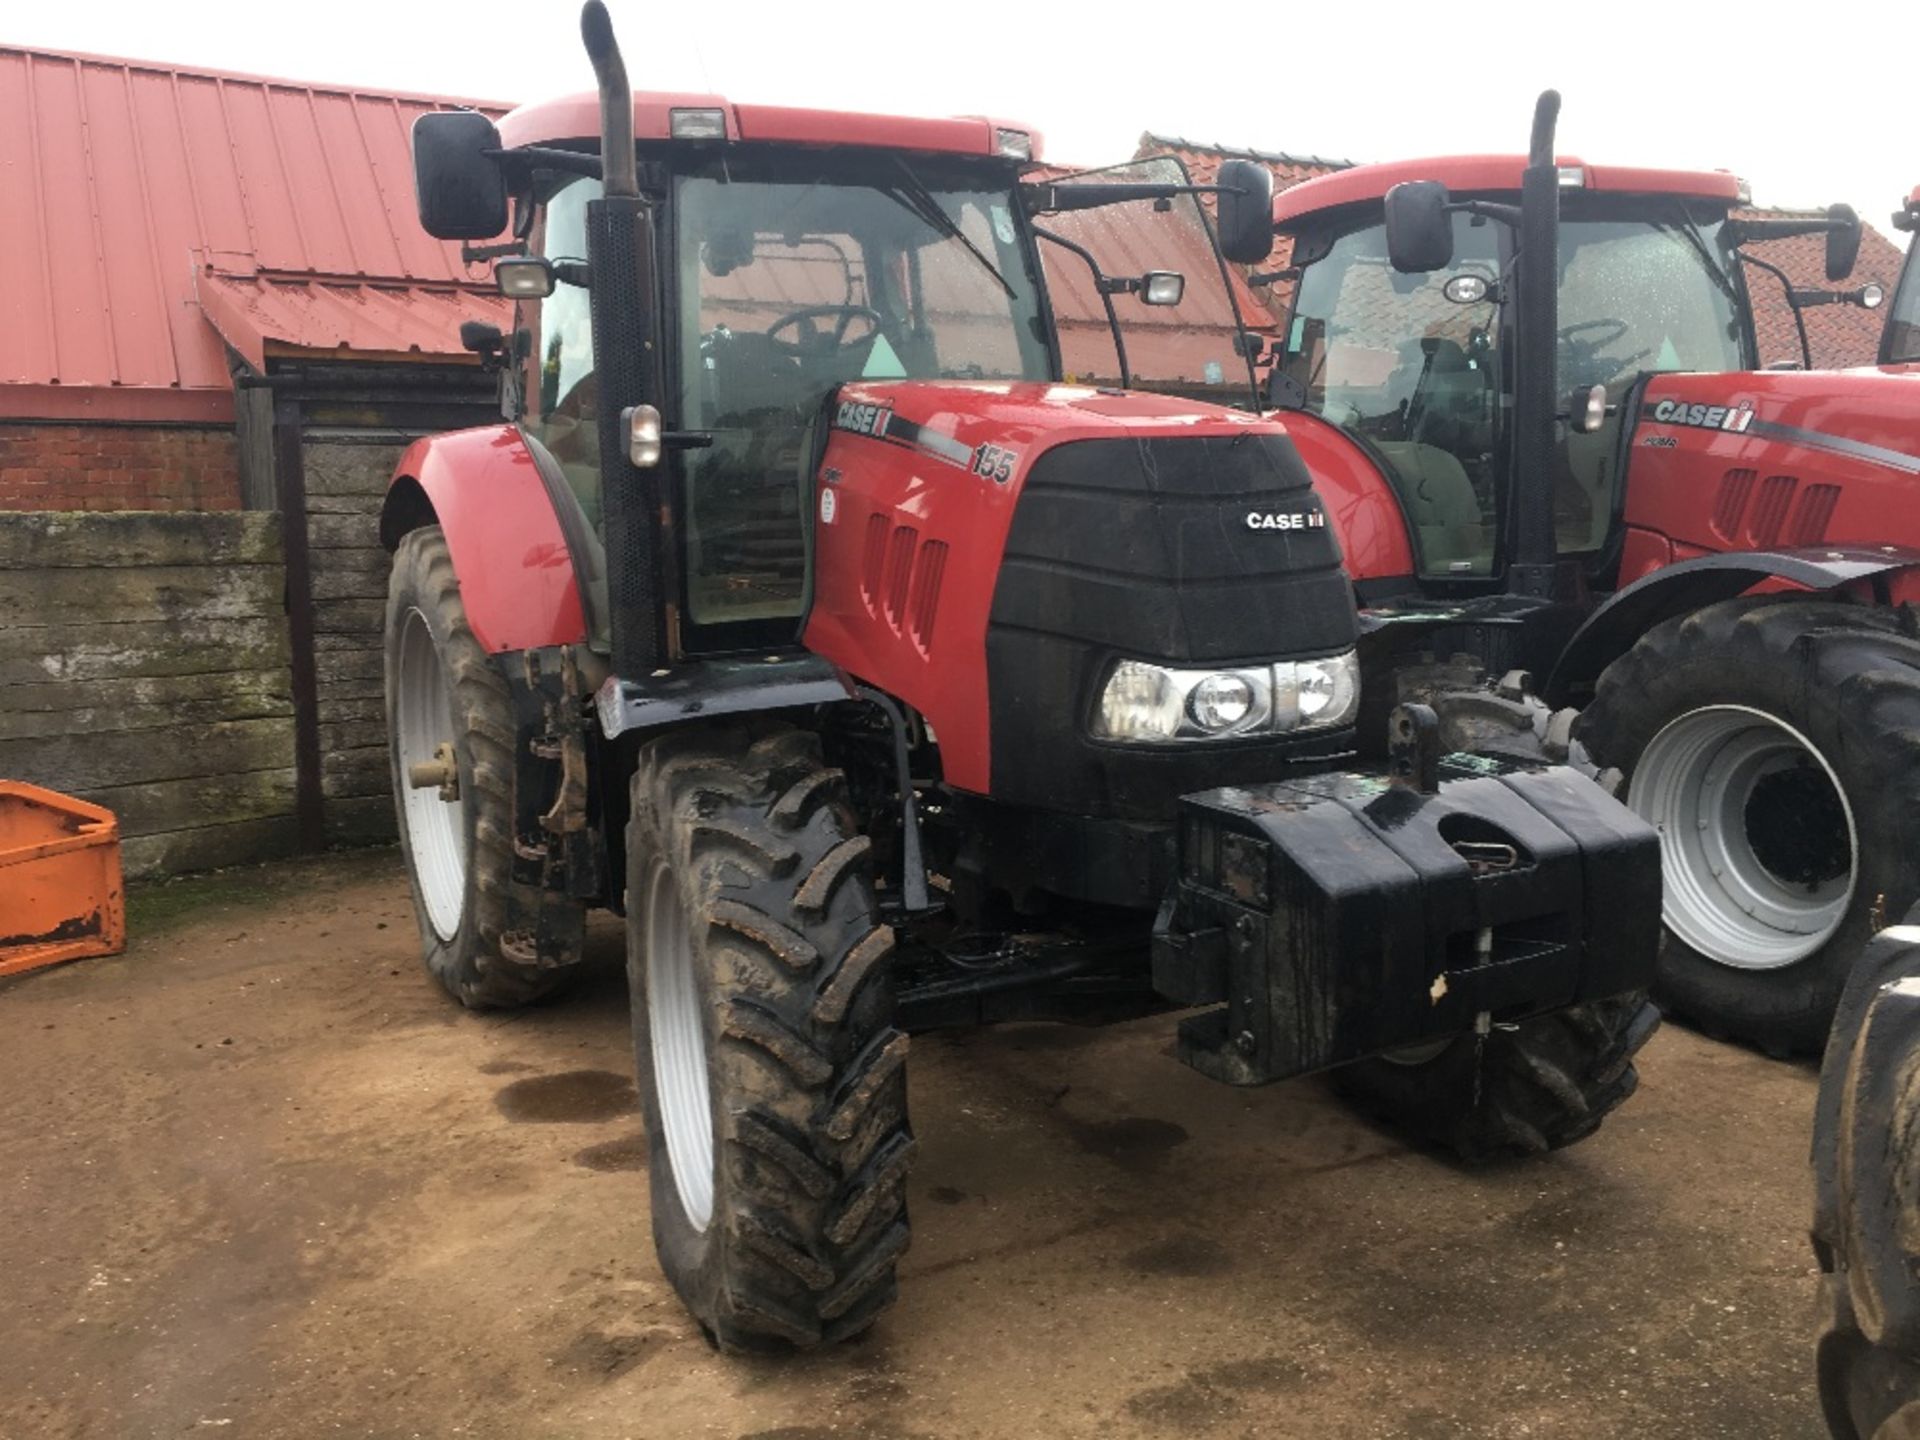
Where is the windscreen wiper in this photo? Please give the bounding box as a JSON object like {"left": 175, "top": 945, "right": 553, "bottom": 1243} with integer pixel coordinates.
{"left": 882, "top": 159, "right": 1014, "bottom": 299}
{"left": 1669, "top": 215, "right": 1742, "bottom": 308}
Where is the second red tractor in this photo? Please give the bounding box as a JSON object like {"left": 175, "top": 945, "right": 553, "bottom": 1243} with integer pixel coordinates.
{"left": 1260, "top": 102, "right": 1920, "bottom": 1054}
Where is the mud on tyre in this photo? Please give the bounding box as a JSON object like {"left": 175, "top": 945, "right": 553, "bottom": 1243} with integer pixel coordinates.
{"left": 626, "top": 724, "right": 913, "bottom": 1351}
{"left": 385, "top": 525, "right": 585, "bottom": 1008}
{"left": 1577, "top": 596, "right": 1920, "bottom": 1054}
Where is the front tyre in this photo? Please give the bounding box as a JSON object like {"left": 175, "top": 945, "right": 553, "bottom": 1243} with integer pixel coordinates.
{"left": 385, "top": 526, "right": 584, "bottom": 1008}
{"left": 627, "top": 725, "right": 913, "bottom": 1351}
{"left": 1332, "top": 995, "right": 1659, "bottom": 1163}
{"left": 1578, "top": 597, "right": 1920, "bottom": 1054}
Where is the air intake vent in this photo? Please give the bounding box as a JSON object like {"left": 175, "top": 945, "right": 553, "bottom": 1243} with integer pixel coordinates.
{"left": 908, "top": 540, "right": 948, "bottom": 652}
{"left": 1711, "top": 468, "right": 1756, "bottom": 544}
{"left": 1746, "top": 475, "right": 1798, "bottom": 548}
{"left": 861, "top": 513, "right": 890, "bottom": 612}
{"left": 884, "top": 525, "right": 918, "bottom": 628}
{"left": 1789, "top": 483, "right": 1841, "bottom": 546}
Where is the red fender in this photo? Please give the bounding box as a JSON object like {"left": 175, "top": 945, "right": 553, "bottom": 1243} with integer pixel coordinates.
{"left": 381, "top": 426, "right": 587, "bottom": 654}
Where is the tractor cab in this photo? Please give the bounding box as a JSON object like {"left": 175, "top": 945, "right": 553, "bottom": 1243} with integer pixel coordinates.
{"left": 418, "top": 93, "right": 1272, "bottom": 660}
{"left": 1269, "top": 159, "right": 1755, "bottom": 585}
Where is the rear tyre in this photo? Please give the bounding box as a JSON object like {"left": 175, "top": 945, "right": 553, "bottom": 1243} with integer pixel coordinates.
{"left": 385, "top": 526, "right": 584, "bottom": 1008}
{"left": 1332, "top": 994, "right": 1659, "bottom": 1163}
{"left": 1577, "top": 597, "right": 1920, "bottom": 1054}
{"left": 626, "top": 724, "right": 913, "bottom": 1352}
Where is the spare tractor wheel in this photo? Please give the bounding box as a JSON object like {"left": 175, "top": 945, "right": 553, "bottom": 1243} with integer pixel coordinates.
{"left": 385, "top": 526, "right": 585, "bottom": 1008}
{"left": 1577, "top": 596, "right": 1920, "bottom": 1055}
{"left": 626, "top": 724, "right": 913, "bottom": 1352}
{"left": 1332, "top": 992, "right": 1659, "bottom": 1162}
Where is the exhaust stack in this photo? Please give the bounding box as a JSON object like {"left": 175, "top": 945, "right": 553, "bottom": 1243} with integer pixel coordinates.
{"left": 581, "top": 1, "right": 638, "bottom": 199}
{"left": 1508, "top": 89, "right": 1562, "bottom": 600}
{"left": 577, "top": 0, "right": 666, "bottom": 675}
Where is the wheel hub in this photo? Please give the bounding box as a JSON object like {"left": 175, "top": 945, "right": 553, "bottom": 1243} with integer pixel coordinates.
{"left": 395, "top": 607, "right": 468, "bottom": 942}
{"left": 1629, "top": 704, "right": 1856, "bottom": 971}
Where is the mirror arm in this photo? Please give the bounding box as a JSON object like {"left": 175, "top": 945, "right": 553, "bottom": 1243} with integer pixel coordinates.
{"left": 461, "top": 238, "right": 528, "bottom": 265}
{"left": 1738, "top": 250, "right": 1812, "bottom": 370}
{"left": 483, "top": 145, "right": 605, "bottom": 180}
{"left": 1031, "top": 224, "right": 1131, "bottom": 389}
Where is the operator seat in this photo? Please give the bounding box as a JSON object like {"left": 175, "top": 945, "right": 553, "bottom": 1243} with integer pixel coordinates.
{"left": 1373, "top": 441, "right": 1489, "bottom": 573}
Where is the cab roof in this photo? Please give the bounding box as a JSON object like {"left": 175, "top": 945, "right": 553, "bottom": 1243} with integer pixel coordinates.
{"left": 1271, "top": 154, "right": 1744, "bottom": 230}
{"left": 497, "top": 91, "right": 1043, "bottom": 163}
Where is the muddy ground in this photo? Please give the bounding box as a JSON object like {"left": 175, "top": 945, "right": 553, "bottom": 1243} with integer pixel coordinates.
{"left": 2, "top": 849, "right": 1827, "bottom": 1439}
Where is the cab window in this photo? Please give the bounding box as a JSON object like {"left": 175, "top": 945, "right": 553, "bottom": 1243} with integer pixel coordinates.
{"left": 672, "top": 157, "right": 1048, "bottom": 637}
{"left": 520, "top": 175, "right": 604, "bottom": 530}
{"left": 1282, "top": 216, "right": 1502, "bottom": 578}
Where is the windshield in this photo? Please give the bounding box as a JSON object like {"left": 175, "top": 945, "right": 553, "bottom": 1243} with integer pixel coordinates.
{"left": 1556, "top": 216, "right": 1745, "bottom": 387}
{"left": 1887, "top": 243, "right": 1920, "bottom": 365}
{"left": 673, "top": 156, "right": 1049, "bottom": 635}
{"left": 1281, "top": 204, "right": 1747, "bottom": 579}
{"left": 1034, "top": 156, "right": 1262, "bottom": 409}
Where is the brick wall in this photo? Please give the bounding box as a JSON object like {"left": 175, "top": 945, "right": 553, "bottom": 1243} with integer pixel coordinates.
{"left": 0, "top": 424, "right": 242, "bottom": 512}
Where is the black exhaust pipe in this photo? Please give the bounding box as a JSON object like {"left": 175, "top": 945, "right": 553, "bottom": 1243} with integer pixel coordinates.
{"left": 580, "top": 0, "right": 666, "bottom": 674}
{"left": 1508, "top": 90, "right": 1561, "bottom": 601}
{"left": 581, "top": 0, "right": 638, "bottom": 200}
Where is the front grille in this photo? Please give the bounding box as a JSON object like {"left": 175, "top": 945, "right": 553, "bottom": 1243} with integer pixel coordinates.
{"left": 983, "top": 431, "right": 1359, "bottom": 818}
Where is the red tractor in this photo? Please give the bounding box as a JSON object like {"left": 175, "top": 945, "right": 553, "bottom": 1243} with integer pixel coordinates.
{"left": 1260, "top": 96, "right": 1920, "bottom": 1056}
{"left": 383, "top": 11, "right": 1661, "bottom": 1349}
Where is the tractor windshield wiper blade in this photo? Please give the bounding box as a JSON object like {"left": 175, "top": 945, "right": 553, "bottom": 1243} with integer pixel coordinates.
{"left": 882, "top": 161, "right": 1014, "bottom": 299}
{"left": 1669, "top": 217, "right": 1742, "bottom": 307}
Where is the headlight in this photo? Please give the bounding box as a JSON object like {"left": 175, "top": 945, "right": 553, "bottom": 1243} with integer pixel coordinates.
{"left": 1286, "top": 650, "right": 1361, "bottom": 731}
{"left": 1093, "top": 661, "right": 1272, "bottom": 741}
{"left": 1093, "top": 650, "right": 1358, "bottom": 742}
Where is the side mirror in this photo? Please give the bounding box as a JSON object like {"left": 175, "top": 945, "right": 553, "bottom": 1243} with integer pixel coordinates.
{"left": 1215, "top": 159, "right": 1275, "bottom": 265}
{"left": 412, "top": 111, "right": 508, "bottom": 241}
{"left": 1827, "top": 203, "right": 1862, "bottom": 282}
{"left": 1384, "top": 180, "right": 1454, "bottom": 273}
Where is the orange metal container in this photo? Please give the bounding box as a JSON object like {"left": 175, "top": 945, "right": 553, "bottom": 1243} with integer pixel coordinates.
{"left": 0, "top": 781, "right": 126, "bottom": 978}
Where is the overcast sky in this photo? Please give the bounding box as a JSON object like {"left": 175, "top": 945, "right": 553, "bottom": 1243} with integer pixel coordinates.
{"left": 14, "top": 0, "right": 1915, "bottom": 243}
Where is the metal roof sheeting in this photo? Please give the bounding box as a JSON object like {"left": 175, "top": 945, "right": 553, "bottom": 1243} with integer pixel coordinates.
{"left": 0, "top": 45, "right": 508, "bottom": 421}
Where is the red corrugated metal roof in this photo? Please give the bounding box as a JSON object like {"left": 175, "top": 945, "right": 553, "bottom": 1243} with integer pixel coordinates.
{"left": 0, "top": 44, "right": 509, "bottom": 422}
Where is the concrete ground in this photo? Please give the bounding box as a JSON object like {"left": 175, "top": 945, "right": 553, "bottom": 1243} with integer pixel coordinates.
{"left": 3, "top": 849, "right": 1827, "bottom": 1439}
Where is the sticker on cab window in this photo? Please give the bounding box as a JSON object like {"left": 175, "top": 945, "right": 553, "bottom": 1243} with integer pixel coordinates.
{"left": 991, "top": 205, "right": 1016, "bottom": 246}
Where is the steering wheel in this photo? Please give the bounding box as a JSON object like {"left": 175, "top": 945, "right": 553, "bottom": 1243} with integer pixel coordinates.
{"left": 766, "top": 305, "right": 882, "bottom": 359}
{"left": 1560, "top": 319, "right": 1657, "bottom": 388}
{"left": 1559, "top": 318, "right": 1630, "bottom": 349}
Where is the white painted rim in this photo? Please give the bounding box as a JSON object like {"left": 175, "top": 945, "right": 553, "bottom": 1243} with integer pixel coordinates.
{"left": 646, "top": 858, "right": 715, "bottom": 1232}
{"left": 1629, "top": 704, "right": 1857, "bottom": 971}
{"left": 396, "top": 607, "right": 467, "bottom": 941}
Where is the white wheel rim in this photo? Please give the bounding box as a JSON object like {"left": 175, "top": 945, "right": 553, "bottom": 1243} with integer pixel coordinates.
{"left": 1629, "top": 704, "right": 1856, "bottom": 971}
{"left": 646, "top": 858, "right": 715, "bottom": 1232}
{"left": 396, "top": 607, "right": 468, "bottom": 941}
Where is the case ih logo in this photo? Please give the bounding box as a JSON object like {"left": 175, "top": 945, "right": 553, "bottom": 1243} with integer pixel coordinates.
{"left": 834, "top": 401, "right": 893, "bottom": 438}
{"left": 1647, "top": 399, "right": 1756, "bottom": 434}
{"left": 1246, "top": 509, "right": 1328, "bottom": 532}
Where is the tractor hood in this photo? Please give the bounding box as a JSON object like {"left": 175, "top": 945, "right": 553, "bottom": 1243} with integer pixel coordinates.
{"left": 805, "top": 380, "right": 1358, "bottom": 811}
{"left": 1636, "top": 369, "right": 1920, "bottom": 484}
{"left": 1624, "top": 369, "right": 1920, "bottom": 571}
{"left": 820, "top": 379, "right": 1283, "bottom": 468}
